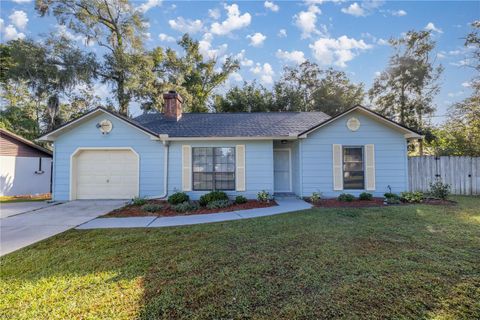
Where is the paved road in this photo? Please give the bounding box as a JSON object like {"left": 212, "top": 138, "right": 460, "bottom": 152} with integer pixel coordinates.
{"left": 0, "top": 201, "right": 56, "bottom": 218}
{"left": 1, "top": 200, "right": 126, "bottom": 256}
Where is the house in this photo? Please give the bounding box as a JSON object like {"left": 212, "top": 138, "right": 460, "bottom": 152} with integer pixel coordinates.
{"left": 1, "top": 129, "right": 53, "bottom": 196}
{"left": 38, "top": 91, "right": 422, "bottom": 201}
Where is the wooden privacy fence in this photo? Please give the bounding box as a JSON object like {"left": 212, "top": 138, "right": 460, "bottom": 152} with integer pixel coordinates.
{"left": 408, "top": 156, "right": 480, "bottom": 195}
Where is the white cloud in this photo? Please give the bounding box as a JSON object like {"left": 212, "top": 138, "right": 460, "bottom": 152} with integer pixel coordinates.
{"left": 137, "top": 0, "right": 162, "bottom": 13}
{"left": 169, "top": 17, "right": 203, "bottom": 34}
{"left": 3, "top": 24, "right": 25, "bottom": 41}
{"left": 12, "top": 0, "right": 32, "bottom": 3}
{"left": 250, "top": 62, "right": 274, "bottom": 85}
{"left": 208, "top": 8, "right": 221, "bottom": 20}
{"left": 309, "top": 35, "right": 372, "bottom": 67}
{"left": 159, "top": 33, "right": 175, "bottom": 42}
{"left": 198, "top": 32, "right": 228, "bottom": 59}
{"left": 377, "top": 38, "right": 389, "bottom": 46}
{"left": 230, "top": 72, "right": 243, "bottom": 82}
{"left": 341, "top": 3, "right": 365, "bottom": 17}
{"left": 276, "top": 49, "right": 306, "bottom": 64}
{"left": 278, "top": 29, "right": 287, "bottom": 37}
{"left": 425, "top": 22, "right": 443, "bottom": 33}
{"left": 233, "top": 50, "right": 254, "bottom": 67}
{"left": 461, "top": 81, "right": 471, "bottom": 88}
{"left": 392, "top": 9, "right": 407, "bottom": 16}
{"left": 437, "top": 52, "right": 446, "bottom": 59}
{"left": 447, "top": 91, "right": 464, "bottom": 98}
{"left": 264, "top": 1, "right": 279, "bottom": 12}
{"left": 9, "top": 10, "right": 28, "bottom": 30}
{"left": 294, "top": 4, "right": 325, "bottom": 39}
{"left": 56, "top": 24, "right": 94, "bottom": 46}
{"left": 374, "top": 71, "right": 381, "bottom": 77}
{"left": 247, "top": 32, "right": 266, "bottom": 47}
{"left": 448, "top": 50, "right": 462, "bottom": 55}
{"left": 211, "top": 4, "right": 251, "bottom": 36}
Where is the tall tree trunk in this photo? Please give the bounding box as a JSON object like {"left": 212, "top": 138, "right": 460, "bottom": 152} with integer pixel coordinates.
{"left": 117, "top": 76, "right": 129, "bottom": 116}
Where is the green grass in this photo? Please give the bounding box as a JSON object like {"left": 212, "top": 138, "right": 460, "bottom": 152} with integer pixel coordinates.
{"left": 1, "top": 196, "right": 479, "bottom": 319}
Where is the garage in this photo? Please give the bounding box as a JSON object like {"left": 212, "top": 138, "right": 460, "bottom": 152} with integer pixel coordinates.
{"left": 71, "top": 148, "right": 139, "bottom": 200}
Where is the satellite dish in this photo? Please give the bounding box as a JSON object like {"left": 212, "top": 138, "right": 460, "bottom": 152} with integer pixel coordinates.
{"left": 96, "top": 119, "right": 113, "bottom": 134}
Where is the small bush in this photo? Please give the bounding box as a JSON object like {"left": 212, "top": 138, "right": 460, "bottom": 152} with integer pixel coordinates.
{"left": 385, "top": 197, "right": 401, "bottom": 205}
{"left": 168, "top": 192, "right": 190, "bottom": 205}
{"left": 310, "top": 192, "right": 321, "bottom": 203}
{"left": 359, "top": 192, "right": 373, "bottom": 201}
{"left": 206, "top": 200, "right": 231, "bottom": 209}
{"left": 338, "top": 193, "right": 355, "bottom": 202}
{"left": 172, "top": 201, "right": 199, "bottom": 213}
{"left": 257, "top": 190, "right": 271, "bottom": 202}
{"left": 199, "top": 191, "right": 229, "bottom": 206}
{"left": 132, "top": 197, "right": 147, "bottom": 206}
{"left": 384, "top": 192, "right": 400, "bottom": 200}
{"left": 429, "top": 179, "right": 450, "bottom": 200}
{"left": 234, "top": 195, "right": 248, "bottom": 204}
{"left": 141, "top": 203, "right": 163, "bottom": 213}
{"left": 400, "top": 191, "right": 424, "bottom": 203}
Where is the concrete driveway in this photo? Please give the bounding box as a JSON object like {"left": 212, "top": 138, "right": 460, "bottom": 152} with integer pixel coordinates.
{"left": 0, "top": 200, "right": 126, "bottom": 256}
{"left": 0, "top": 201, "right": 56, "bottom": 218}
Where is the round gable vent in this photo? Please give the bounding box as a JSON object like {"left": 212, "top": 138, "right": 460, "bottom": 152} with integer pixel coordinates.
{"left": 97, "top": 119, "right": 113, "bottom": 134}
{"left": 347, "top": 117, "right": 360, "bottom": 131}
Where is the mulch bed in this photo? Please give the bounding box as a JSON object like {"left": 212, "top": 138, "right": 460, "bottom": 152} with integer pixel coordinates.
{"left": 307, "top": 197, "right": 386, "bottom": 208}
{"left": 104, "top": 199, "right": 277, "bottom": 217}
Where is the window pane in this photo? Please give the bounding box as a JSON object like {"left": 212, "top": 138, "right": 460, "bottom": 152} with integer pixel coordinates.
{"left": 343, "top": 147, "right": 362, "bottom": 162}
{"left": 344, "top": 162, "right": 363, "bottom": 171}
{"left": 344, "top": 171, "right": 364, "bottom": 189}
{"left": 343, "top": 147, "right": 364, "bottom": 189}
{"left": 193, "top": 172, "right": 214, "bottom": 190}
{"left": 193, "top": 147, "right": 235, "bottom": 191}
{"left": 215, "top": 172, "right": 235, "bottom": 190}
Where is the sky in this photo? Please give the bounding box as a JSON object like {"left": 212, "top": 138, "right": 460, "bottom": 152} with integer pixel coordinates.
{"left": 0, "top": 0, "right": 478, "bottom": 122}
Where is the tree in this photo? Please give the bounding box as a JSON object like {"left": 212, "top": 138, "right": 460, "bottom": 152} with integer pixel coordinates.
{"left": 213, "top": 81, "right": 274, "bottom": 112}
{"left": 426, "top": 21, "right": 480, "bottom": 156}
{"left": 273, "top": 62, "right": 365, "bottom": 114}
{"left": 141, "top": 34, "right": 240, "bottom": 113}
{"left": 36, "top": 0, "right": 148, "bottom": 115}
{"left": 369, "top": 30, "right": 443, "bottom": 132}
{"left": 0, "top": 38, "right": 96, "bottom": 134}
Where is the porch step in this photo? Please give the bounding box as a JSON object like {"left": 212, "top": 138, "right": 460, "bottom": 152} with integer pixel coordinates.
{"left": 274, "top": 192, "right": 298, "bottom": 199}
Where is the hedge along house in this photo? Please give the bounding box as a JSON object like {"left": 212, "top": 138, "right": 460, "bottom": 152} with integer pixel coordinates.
{"left": 38, "top": 91, "right": 422, "bottom": 201}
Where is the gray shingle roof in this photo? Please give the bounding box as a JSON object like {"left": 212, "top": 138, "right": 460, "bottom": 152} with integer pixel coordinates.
{"left": 133, "top": 112, "right": 331, "bottom": 137}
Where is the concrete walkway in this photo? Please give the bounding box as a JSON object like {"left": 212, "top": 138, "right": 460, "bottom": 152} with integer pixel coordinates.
{"left": 76, "top": 198, "right": 312, "bottom": 230}
{"left": 1, "top": 200, "right": 126, "bottom": 256}
{"left": 0, "top": 201, "right": 57, "bottom": 218}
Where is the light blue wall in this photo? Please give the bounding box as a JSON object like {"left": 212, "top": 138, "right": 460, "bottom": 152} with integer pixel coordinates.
{"left": 168, "top": 140, "right": 274, "bottom": 199}
{"left": 53, "top": 113, "right": 165, "bottom": 201}
{"left": 300, "top": 111, "right": 409, "bottom": 198}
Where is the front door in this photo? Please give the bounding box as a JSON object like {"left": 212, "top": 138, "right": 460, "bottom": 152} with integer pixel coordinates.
{"left": 274, "top": 149, "right": 291, "bottom": 192}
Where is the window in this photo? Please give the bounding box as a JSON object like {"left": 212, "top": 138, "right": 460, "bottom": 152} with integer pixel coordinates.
{"left": 192, "top": 147, "right": 235, "bottom": 190}
{"left": 343, "top": 146, "right": 364, "bottom": 189}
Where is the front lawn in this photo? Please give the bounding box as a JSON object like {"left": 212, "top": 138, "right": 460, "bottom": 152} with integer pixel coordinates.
{"left": 1, "top": 196, "right": 479, "bottom": 319}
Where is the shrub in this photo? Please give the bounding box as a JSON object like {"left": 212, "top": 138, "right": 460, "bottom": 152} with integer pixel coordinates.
{"left": 172, "top": 201, "right": 199, "bottom": 213}
{"left": 141, "top": 203, "right": 163, "bottom": 213}
{"left": 234, "top": 195, "right": 248, "bottom": 204}
{"left": 400, "top": 191, "right": 424, "bottom": 203}
{"left": 206, "top": 200, "right": 231, "bottom": 209}
{"left": 338, "top": 193, "right": 355, "bottom": 202}
{"left": 359, "top": 192, "right": 373, "bottom": 201}
{"left": 199, "top": 191, "right": 229, "bottom": 207}
{"left": 429, "top": 179, "right": 450, "bottom": 200}
{"left": 310, "top": 192, "right": 321, "bottom": 203}
{"left": 132, "top": 197, "right": 147, "bottom": 206}
{"left": 168, "top": 192, "right": 189, "bottom": 205}
{"left": 385, "top": 197, "right": 401, "bottom": 205}
{"left": 384, "top": 192, "right": 400, "bottom": 200}
{"left": 257, "top": 190, "right": 271, "bottom": 202}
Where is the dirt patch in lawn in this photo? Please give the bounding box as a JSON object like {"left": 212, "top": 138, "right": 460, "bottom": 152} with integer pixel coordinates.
{"left": 104, "top": 200, "right": 277, "bottom": 217}
{"left": 306, "top": 197, "right": 386, "bottom": 208}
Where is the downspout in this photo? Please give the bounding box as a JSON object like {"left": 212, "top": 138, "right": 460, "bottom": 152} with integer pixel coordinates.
{"left": 147, "top": 135, "right": 170, "bottom": 199}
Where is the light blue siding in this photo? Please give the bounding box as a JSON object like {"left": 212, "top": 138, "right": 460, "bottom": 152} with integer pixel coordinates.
{"left": 53, "top": 113, "right": 165, "bottom": 200}
{"left": 168, "top": 140, "right": 274, "bottom": 199}
{"left": 299, "top": 111, "right": 409, "bottom": 198}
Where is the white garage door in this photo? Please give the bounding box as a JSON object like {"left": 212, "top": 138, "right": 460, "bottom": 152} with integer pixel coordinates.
{"left": 74, "top": 149, "right": 139, "bottom": 200}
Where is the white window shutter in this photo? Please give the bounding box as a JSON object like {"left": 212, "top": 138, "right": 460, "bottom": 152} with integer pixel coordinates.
{"left": 333, "top": 144, "right": 343, "bottom": 190}
{"left": 182, "top": 145, "right": 192, "bottom": 191}
{"left": 236, "top": 145, "right": 246, "bottom": 191}
{"left": 365, "top": 144, "right": 376, "bottom": 191}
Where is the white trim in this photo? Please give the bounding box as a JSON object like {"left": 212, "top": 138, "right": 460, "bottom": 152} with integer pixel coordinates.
{"left": 69, "top": 147, "right": 140, "bottom": 200}
{"left": 299, "top": 106, "right": 423, "bottom": 139}
{"left": 273, "top": 148, "right": 292, "bottom": 192}
{"left": 38, "top": 109, "right": 158, "bottom": 141}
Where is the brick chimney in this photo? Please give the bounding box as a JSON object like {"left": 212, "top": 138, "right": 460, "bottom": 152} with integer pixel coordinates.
{"left": 163, "top": 91, "right": 183, "bottom": 121}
